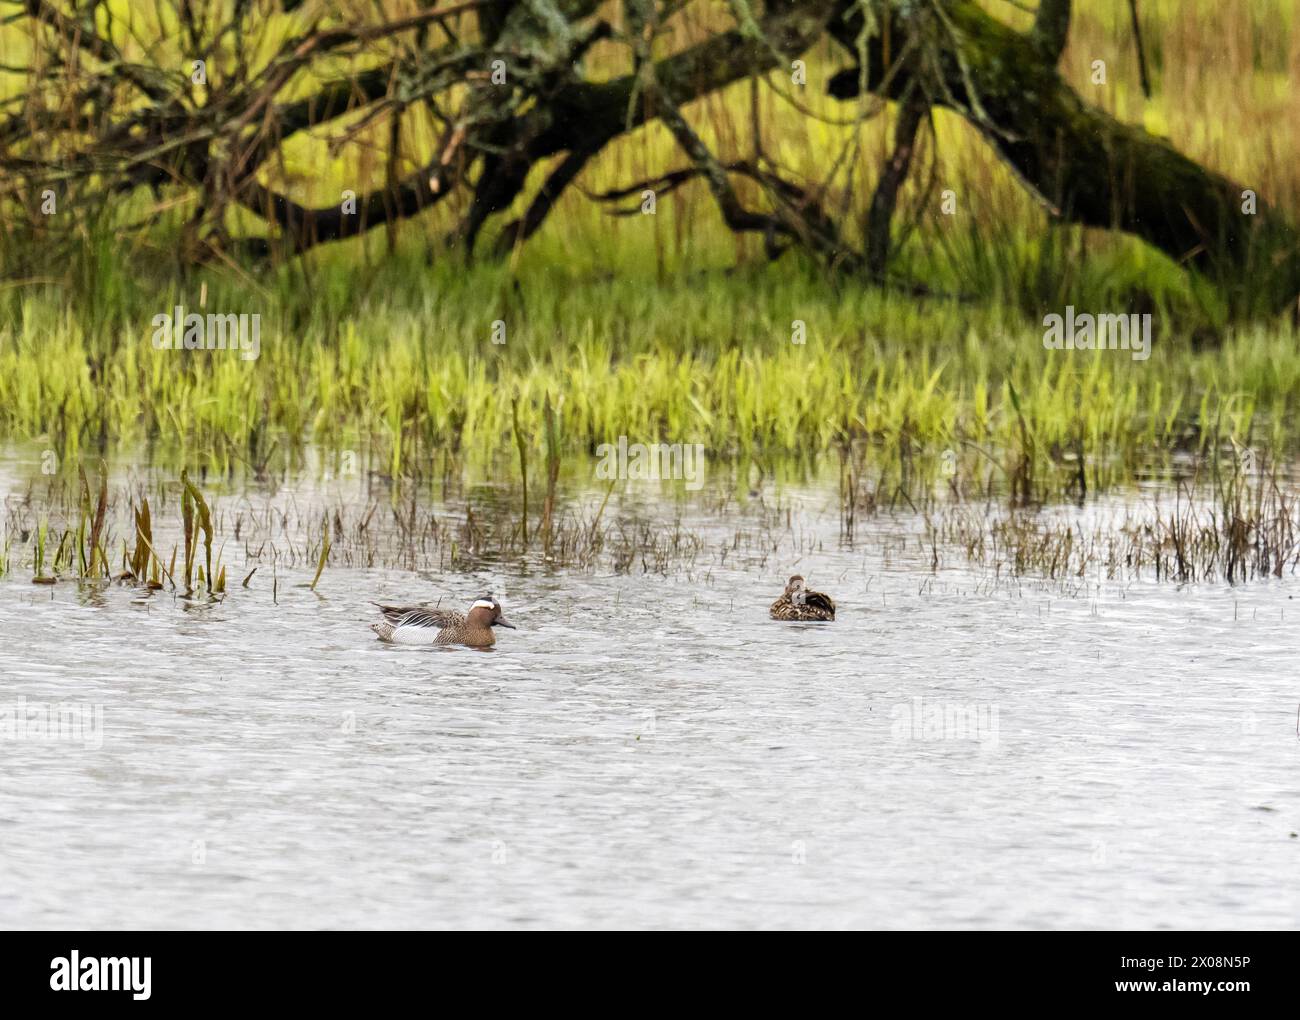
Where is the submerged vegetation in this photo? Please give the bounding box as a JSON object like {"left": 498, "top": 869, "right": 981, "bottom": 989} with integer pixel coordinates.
{"left": 927, "top": 460, "right": 1300, "bottom": 585}
{"left": 4, "top": 467, "right": 230, "bottom": 595}
{"left": 0, "top": 465, "right": 729, "bottom": 588}
{"left": 4, "top": 449, "right": 1298, "bottom": 591}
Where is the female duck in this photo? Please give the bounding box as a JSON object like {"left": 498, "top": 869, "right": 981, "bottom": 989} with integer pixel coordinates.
{"left": 769, "top": 575, "right": 835, "bottom": 622}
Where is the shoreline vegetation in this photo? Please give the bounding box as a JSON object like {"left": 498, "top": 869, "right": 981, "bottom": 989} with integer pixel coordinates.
{"left": 2, "top": 451, "right": 1296, "bottom": 589}
{"left": 1, "top": 258, "right": 1295, "bottom": 491}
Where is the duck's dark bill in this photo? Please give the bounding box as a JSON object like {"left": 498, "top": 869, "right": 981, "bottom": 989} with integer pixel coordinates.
{"left": 495, "top": 617, "right": 517, "bottom": 629}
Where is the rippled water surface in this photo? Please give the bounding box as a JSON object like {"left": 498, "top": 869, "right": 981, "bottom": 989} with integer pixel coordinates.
{"left": 2, "top": 462, "right": 1298, "bottom": 929}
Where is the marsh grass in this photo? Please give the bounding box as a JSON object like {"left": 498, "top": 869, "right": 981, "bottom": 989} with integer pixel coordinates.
{"left": 5, "top": 467, "right": 228, "bottom": 596}
{"left": 2, "top": 257, "right": 1297, "bottom": 502}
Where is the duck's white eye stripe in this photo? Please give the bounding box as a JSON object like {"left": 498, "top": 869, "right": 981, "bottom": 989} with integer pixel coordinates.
{"left": 471, "top": 599, "right": 496, "bottom": 610}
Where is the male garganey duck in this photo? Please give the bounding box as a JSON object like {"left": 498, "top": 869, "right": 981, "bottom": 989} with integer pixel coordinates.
{"left": 769, "top": 575, "right": 836, "bottom": 622}
{"left": 370, "top": 595, "right": 516, "bottom": 647}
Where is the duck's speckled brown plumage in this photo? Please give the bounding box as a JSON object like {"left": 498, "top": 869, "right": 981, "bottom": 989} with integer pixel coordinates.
{"left": 371, "top": 597, "right": 516, "bottom": 647}
{"left": 769, "top": 575, "right": 835, "bottom": 622}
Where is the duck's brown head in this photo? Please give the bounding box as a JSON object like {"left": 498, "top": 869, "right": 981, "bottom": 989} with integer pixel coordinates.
{"left": 468, "top": 596, "right": 516, "bottom": 630}
{"left": 784, "top": 575, "right": 806, "bottom": 595}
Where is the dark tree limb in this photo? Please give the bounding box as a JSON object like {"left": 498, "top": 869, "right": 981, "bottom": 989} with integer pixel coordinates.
{"left": 1032, "top": 0, "right": 1072, "bottom": 64}
{"left": 1128, "top": 0, "right": 1152, "bottom": 98}
{"left": 587, "top": 158, "right": 855, "bottom": 268}
{"left": 865, "top": 88, "right": 928, "bottom": 277}
{"left": 231, "top": 150, "right": 457, "bottom": 258}
{"left": 532, "top": 0, "right": 839, "bottom": 158}
{"left": 494, "top": 146, "right": 597, "bottom": 255}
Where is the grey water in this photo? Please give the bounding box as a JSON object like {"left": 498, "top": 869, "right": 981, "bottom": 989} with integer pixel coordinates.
{"left": 1, "top": 460, "right": 1297, "bottom": 929}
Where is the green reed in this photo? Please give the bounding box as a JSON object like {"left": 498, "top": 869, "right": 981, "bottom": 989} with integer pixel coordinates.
{"left": 2, "top": 255, "right": 1296, "bottom": 501}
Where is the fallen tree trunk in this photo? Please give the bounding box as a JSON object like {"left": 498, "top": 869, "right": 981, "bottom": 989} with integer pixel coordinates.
{"left": 827, "top": 0, "right": 1300, "bottom": 311}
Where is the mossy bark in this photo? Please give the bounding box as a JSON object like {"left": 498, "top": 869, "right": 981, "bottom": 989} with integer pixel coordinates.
{"left": 829, "top": 1, "right": 1300, "bottom": 310}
